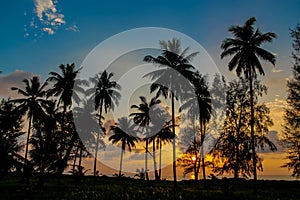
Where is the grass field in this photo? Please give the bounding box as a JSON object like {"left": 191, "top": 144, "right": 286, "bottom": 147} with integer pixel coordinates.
{"left": 0, "top": 174, "right": 299, "bottom": 200}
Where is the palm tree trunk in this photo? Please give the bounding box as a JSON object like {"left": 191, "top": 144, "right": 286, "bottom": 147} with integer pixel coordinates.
{"left": 171, "top": 92, "right": 177, "bottom": 188}
{"left": 119, "top": 145, "right": 124, "bottom": 177}
{"left": 94, "top": 100, "right": 103, "bottom": 177}
{"left": 193, "top": 137, "right": 198, "bottom": 181}
{"left": 24, "top": 114, "right": 33, "bottom": 167}
{"left": 145, "top": 139, "right": 149, "bottom": 181}
{"left": 58, "top": 132, "right": 77, "bottom": 175}
{"left": 201, "top": 150, "right": 206, "bottom": 180}
{"left": 159, "top": 139, "right": 162, "bottom": 179}
{"left": 249, "top": 72, "right": 257, "bottom": 175}
{"left": 199, "top": 118, "right": 206, "bottom": 180}
{"left": 249, "top": 70, "right": 257, "bottom": 187}
{"left": 93, "top": 131, "right": 100, "bottom": 177}
{"left": 78, "top": 145, "right": 83, "bottom": 168}
{"left": 153, "top": 140, "right": 159, "bottom": 180}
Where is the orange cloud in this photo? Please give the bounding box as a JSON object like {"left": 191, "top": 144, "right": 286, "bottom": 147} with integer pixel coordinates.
{"left": 0, "top": 70, "right": 38, "bottom": 99}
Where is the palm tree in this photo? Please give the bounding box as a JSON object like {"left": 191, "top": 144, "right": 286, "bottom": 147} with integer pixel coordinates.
{"left": 47, "top": 63, "right": 84, "bottom": 113}
{"left": 179, "top": 72, "right": 212, "bottom": 179}
{"left": 143, "top": 38, "right": 198, "bottom": 186}
{"left": 10, "top": 76, "right": 51, "bottom": 168}
{"left": 109, "top": 117, "right": 140, "bottom": 177}
{"left": 130, "top": 96, "right": 161, "bottom": 181}
{"left": 150, "top": 119, "right": 175, "bottom": 180}
{"left": 86, "top": 70, "right": 121, "bottom": 177}
{"left": 73, "top": 97, "right": 99, "bottom": 172}
{"left": 47, "top": 63, "right": 86, "bottom": 175}
{"left": 220, "top": 17, "right": 276, "bottom": 182}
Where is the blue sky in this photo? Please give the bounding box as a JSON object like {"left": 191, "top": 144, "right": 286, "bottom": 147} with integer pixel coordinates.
{"left": 0, "top": 0, "right": 299, "bottom": 77}
{"left": 0, "top": 0, "right": 299, "bottom": 177}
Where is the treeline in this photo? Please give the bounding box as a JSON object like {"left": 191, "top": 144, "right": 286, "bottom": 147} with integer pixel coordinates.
{"left": 0, "top": 18, "right": 299, "bottom": 188}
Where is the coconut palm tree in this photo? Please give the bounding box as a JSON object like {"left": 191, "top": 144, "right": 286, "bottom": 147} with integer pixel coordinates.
{"left": 47, "top": 63, "right": 87, "bottom": 175}
{"left": 47, "top": 63, "right": 85, "bottom": 113}
{"left": 179, "top": 72, "right": 212, "bottom": 179}
{"left": 150, "top": 119, "right": 175, "bottom": 180}
{"left": 143, "top": 38, "right": 198, "bottom": 186}
{"left": 10, "top": 76, "right": 51, "bottom": 168}
{"left": 220, "top": 17, "right": 276, "bottom": 182}
{"left": 109, "top": 117, "right": 140, "bottom": 177}
{"left": 130, "top": 96, "right": 161, "bottom": 181}
{"left": 73, "top": 97, "right": 99, "bottom": 172}
{"left": 86, "top": 70, "right": 121, "bottom": 177}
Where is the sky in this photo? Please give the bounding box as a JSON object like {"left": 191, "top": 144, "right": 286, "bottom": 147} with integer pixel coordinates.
{"left": 0, "top": 0, "right": 299, "bottom": 179}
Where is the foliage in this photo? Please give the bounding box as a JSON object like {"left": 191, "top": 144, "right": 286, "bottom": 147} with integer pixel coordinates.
{"left": 213, "top": 78, "right": 276, "bottom": 178}
{"left": 10, "top": 76, "right": 52, "bottom": 170}
{"left": 86, "top": 70, "right": 121, "bottom": 177}
{"left": 221, "top": 17, "right": 276, "bottom": 182}
{"left": 109, "top": 117, "right": 140, "bottom": 176}
{"left": 144, "top": 38, "right": 198, "bottom": 186}
{"left": 0, "top": 99, "right": 25, "bottom": 177}
{"left": 281, "top": 23, "right": 300, "bottom": 178}
{"left": 130, "top": 96, "right": 162, "bottom": 180}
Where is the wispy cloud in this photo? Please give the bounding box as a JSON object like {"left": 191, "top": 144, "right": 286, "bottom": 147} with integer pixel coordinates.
{"left": 66, "top": 25, "right": 79, "bottom": 32}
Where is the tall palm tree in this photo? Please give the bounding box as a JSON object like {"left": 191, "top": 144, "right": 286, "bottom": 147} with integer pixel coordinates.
{"left": 109, "top": 117, "right": 140, "bottom": 177}
{"left": 86, "top": 70, "right": 121, "bottom": 177}
{"left": 130, "top": 96, "right": 161, "bottom": 181}
{"left": 220, "top": 17, "right": 276, "bottom": 182}
{"left": 10, "top": 76, "right": 51, "bottom": 167}
{"left": 143, "top": 38, "right": 198, "bottom": 186}
{"left": 47, "top": 63, "right": 86, "bottom": 174}
{"left": 180, "top": 72, "right": 212, "bottom": 179}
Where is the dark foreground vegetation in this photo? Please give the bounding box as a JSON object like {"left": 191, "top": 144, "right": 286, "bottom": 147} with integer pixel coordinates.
{"left": 0, "top": 174, "right": 299, "bottom": 200}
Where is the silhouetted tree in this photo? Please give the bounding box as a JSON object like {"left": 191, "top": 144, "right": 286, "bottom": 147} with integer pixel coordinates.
{"left": 213, "top": 78, "right": 276, "bottom": 179}
{"left": 10, "top": 76, "right": 51, "bottom": 170}
{"left": 29, "top": 100, "right": 61, "bottom": 175}
{"left": 221, "top": 17, "right": 276, "bottom": 182}
{"left": 73, "top": 97, "right": 99, "bottom": 171}
{"left": 281, "top": 23, "right": 300, "bottom": 178}
{"left": 154, "top": 120, "right": 175, "bottom": 179}
{"left": 144, "top": 38, "right": 198, "bottom": 186}
{"left": 47, "top": 63, "right": 86, "bottom": 175}
{"left": 109, "top": 117, "right": 140, "bottom": 177}
{"left": 148, "top": 104, "right": 173, "bottom": 180}
{"left": 180, "top": 72, "right": 211, "bottom": 179}
{"left": 130, "top": 96, "right": 161, "bottom": 181}
{"left": 0, "top": 99, "right": 24, "bottom": 178}
{"left": 87, "top": 70, "right": 121, "bottom": 177}
{"left": 177, "top": 124, "right": 201, "bottom": 180}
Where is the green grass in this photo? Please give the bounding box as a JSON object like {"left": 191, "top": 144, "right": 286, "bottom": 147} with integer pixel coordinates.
{"left": 0, "top": 174, "right": 299, "bottom": 200}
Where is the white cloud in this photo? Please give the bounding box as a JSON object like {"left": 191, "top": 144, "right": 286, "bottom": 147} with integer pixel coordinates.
{"left": 34, "top": 0, "right": 65, "bottom": 24}
{"left": 43, "top": 27, "right": 55, "bottom": 35}
{"left": 26, "top": 0, "right": 67, "bottom": 36}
